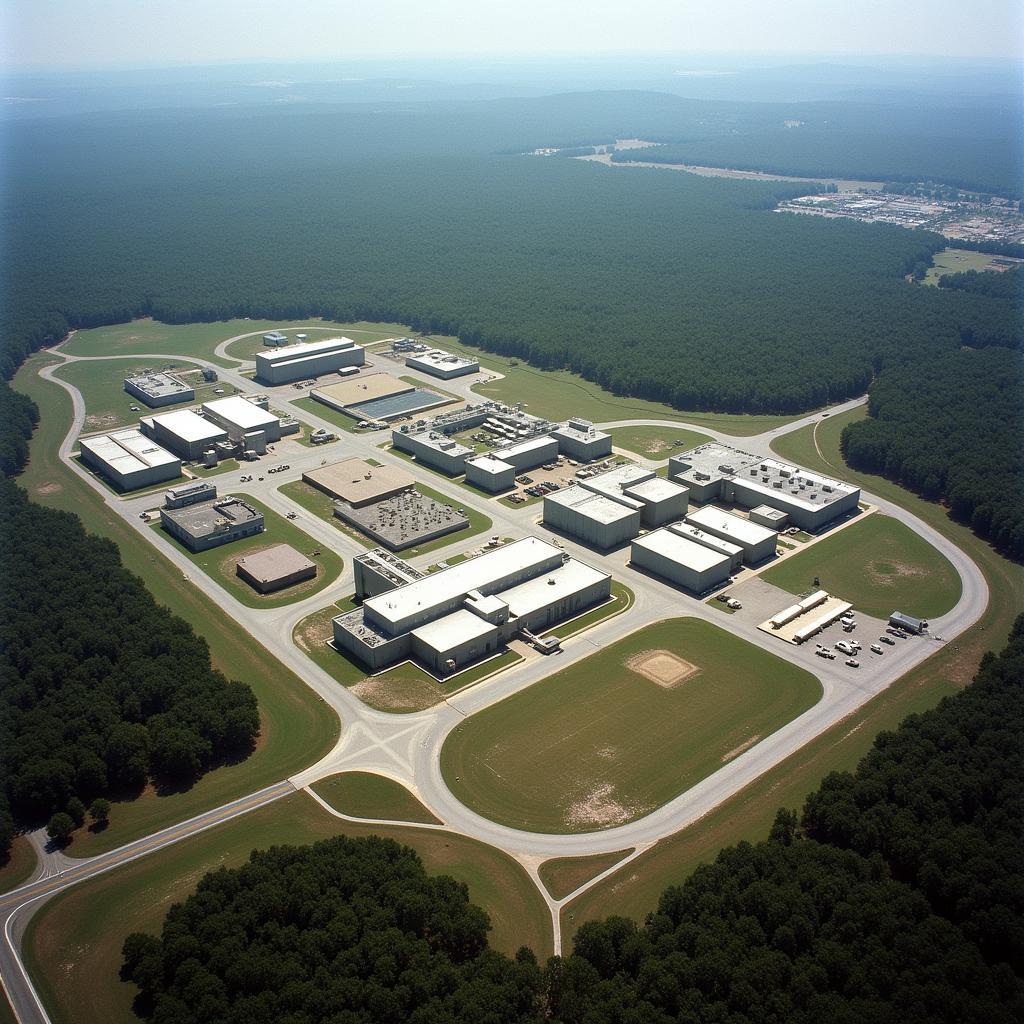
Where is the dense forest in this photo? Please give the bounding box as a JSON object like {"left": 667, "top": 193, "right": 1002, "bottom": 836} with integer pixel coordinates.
{"left": 125, "top": 620, "right": 1024, "bottom": 1021}
{"left": 939, "top": 263, "right": 1024, "bottom": 303}
{"left": 0, "top": 480, "right": 260, "bottom": 851}
{"left": 841, "top": 347, "right": 1024, "bottom": 559}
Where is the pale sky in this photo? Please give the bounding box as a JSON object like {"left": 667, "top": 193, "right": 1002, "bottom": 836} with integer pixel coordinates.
{"left": 3, "top": 0, "right": 1022, "bottom": 71}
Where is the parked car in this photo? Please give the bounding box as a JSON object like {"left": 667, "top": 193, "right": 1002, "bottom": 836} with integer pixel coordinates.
{"left": 834, "top": 641, "right": 855, "bottom": 655}
{"left": 846, "top": 658, "right": 861, "bottom": 668}
{"left": 870, "top": 644, "right": 884, "bottom": 655}
{"left": 879, "top": 635, "right": 895, "bottom": 646}
{"left": 726, "top": 598, "right": 742, "bottom": 609}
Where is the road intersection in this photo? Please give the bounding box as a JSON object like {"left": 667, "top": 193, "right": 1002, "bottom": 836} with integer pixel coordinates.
{"left": 0, "top": 330, "right": 988, "bottom": 1022}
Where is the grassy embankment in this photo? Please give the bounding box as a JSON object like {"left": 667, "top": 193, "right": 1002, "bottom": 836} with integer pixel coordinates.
{"left": 0, "top": 837, "right": 38, "bottom": 895}
{"left": 311, "top": 772, "right": 442, "bottom": 825}
{"left": 11, "top": 355, "right": 339, "bottom": 858}
{"left": 152, "top": 492, "right": 343, "bottom": 610}
{"left": 561, "top": 404, "right": 1023, "bottom": 943}
{"left": 441, "top": 618, "right": 821, "bottom": 834}
{"left": 23, "top": 792, "right": 553, "bottom": 1024}
{"left": 761, "top": 513, "right": 962, "bottom": 620}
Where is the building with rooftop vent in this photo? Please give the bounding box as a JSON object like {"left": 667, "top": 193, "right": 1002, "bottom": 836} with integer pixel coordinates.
{"left": 143, "top": 409, "right": 229, "bottom": 461}
{"left": 631, "top": 528, "right": 733, "bottom": 593}
{"left": 686, "top": 506, "right": 778, "bottom": 565}
{"left": 579, "top": 464, "right": 689, "bottom": 528}
{"left": 80, "top": 429, "right": 181, "bottom": 491}
{"left": 551, "top": 418, "right": 613, "bottom": 462}
{"left": 405, "top": 348, "right": 479, "bottom": 379}
{"left": 391, "top": 429, "right": 474, "bottom": 475}
{"left": 124, "top": 372, "right": 194, "bottom": 408}
{"left": 262, "top": 331, "right": 289, "bottom": 347}
{"left": 333, "top": 537, "right": 610, "bottom": 675}
{"left": 353, "top": 549, "right": 424, "bottom": 600}
{"left": 255, "top": 336, "right": 365, "bottom": 384}
{"left": 160, "top": 496, "right": 264, "bottom": 552}
{"left": 543, "top": 484, "right": 643, "bottom": 549}
{"left": 164, "top": 480, "right": 217, "bottom": 509}
{"left": 302, "top": 458, "right": 413, "bottom": 506}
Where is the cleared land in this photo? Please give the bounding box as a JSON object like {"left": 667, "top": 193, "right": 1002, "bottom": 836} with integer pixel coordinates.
{"left": 423, "top": 335, "right": 801, "bottom": 436}
{"left": 441, "top": 618, "right": 821, "bottom": 833}
{"left": 311, "top": 772, "right": 442, "bottom": 824}
{"left": 761, "top": 513, "right": 961, "bottom": 620}
{"left": 153, "top": 493, "right": 343, "bottom": 609}
{"left": 23, "top": 792, "right": 552, "bottom": 1024}
{"left": 562, "top": 408, "right": 1023, "bottom": 940}
{"left": 539, "top": 849, "right": 634, "bottom": 901}
{"left": 608, "top": 425, "right": 712, "bottom": 460}
{"left": 12, "top": 357, "right": 340, "bottom": 856}
{"left": 922, "top": 247, "right": 1004, "bottom": 286}
{"left": 55, "top": 357, "right": 227, "bottom": 435}
{"left": 293, "top": 600, "right": 523, "bottom": 713}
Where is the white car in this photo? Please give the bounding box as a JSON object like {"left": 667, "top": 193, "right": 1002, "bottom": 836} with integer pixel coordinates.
{"left": 846, "top": 659, "right": 860, "bottom": 668}
{"left": 870, "top": 644, "right": 884, "bottom": 655}
{"left": 834, "top": 641, "right": 855, "bottom": 655}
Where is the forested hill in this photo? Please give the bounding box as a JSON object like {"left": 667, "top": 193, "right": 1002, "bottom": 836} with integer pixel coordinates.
{"left": 123, "top": 620, "right": 1024, "bottom": 1022}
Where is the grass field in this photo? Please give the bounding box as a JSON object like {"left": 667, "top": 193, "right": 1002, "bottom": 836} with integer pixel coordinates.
{"left": 560, "top": 407, "right": 1023, "bottom": 941}
{"left": 922, "top": 247, "right": 1002, "bottom": 286}
{"left": 293, "top": 601, "right": 522, "bottom": 713}
{"left": 12, "top": 356, "right": 340, "bottom": 857}
{"left": 54, "top": 357, "right": 231, "bottom": 435}
{"left": 761, "top": 513, "right": 961, "bottom": 620}
{"left": 153, "top": 492, "right": 343, "bottom": 609}
{"left": 0, "top": 837, "right": 37, "bottom": 895}
{"left": 608, "top": 425, "right": 712, "bottom": 460}
{"left": 539, "top": 849, "right": 634, "bottom": 900}
{"left": 311, "top": 772, "right": 442, "bottom": 824}
{"left": 441, "top": 618, "right": 821, "bottom": 833}
{"left": 23, "top": 792, "right": 552, "bottom": 1024}
{"left": 279, "top": 477, "right": 493, "bottom": 559}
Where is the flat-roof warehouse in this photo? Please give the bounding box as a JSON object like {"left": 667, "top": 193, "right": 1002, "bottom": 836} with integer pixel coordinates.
{"left": 124, "top": 372, "right": 194, "bottom": 408}
{"left": 236, "top": 544, "right": 317, "bottom": 593}
{"left": 255, "top": 336, "right": 365, "bottom": 384}
{"left": 79, "top": 429, "right": 181, "bottom": 491}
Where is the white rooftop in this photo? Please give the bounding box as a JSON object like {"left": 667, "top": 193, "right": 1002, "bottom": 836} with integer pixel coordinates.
{"left": 546, "top": 485, "right": 640, "bottom": 524}
{"left": 736, "top": 459, "right": 859, "bottom": 510}
{"left": 81, "top": 429, "right": 179, "bottom": 473}
{"left": 202, "top": 396, "right": 279, "bottom": 430}
{"left": 152, "top": 408, "right": 228, "bottom": 443}
{"left": 259, "top": 336, "right": 360, "bottom": 363}
{"left": 500, "top": 559, "right": 609, "bottom": 618}
{"left": 623, "top": 477, "right": 688, "bottom": 503}
{"left": 411, "top": 608, "right": 496, "bottom": 652}
{"left": 633, "top": 528, "right": 732, "bottom": 572}
{"left": 407, "top": 349, "right": 477, "bottom": 368}
{"left": 669, "top": 521, "right": 743, "bottom": 558}
{"left": 468, "top": 455, "right": 515, "bottom": 474}
{"left": 687, "top": 505, "right": 777, "bottom": 546}
{"left": 496, "top": 435, "right": 557, "bottom": 460}
{"left": 366, "top": 537, "right": 560, "bottom": 626}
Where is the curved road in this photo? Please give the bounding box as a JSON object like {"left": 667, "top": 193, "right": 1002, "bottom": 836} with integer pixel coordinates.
{"left": 0, "top": 334, "right": 988, "bottom": 1022}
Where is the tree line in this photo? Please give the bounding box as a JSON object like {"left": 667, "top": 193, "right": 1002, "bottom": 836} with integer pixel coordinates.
{"left": 841, "top": 347, "right": 1024, "bottom": 560}
{"left": 125, "top": 619, "right": 1024, "bottom": 1022}
{"left": 0, "top": 480, "right": 260, "bottom": 853}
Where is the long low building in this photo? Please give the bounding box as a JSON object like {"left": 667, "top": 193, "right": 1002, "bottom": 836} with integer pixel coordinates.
{"left": 79, "top": 429, "right": 181, "bottom": 491}
{"left": 686, "top": 505, "right": 778, "bottom": 565}
{"left": 630, "top": 528, "right": 732, "bottom": 593}
{"left": 391, "top": 429, "right": 474, "bottom": 475}
{"left": 255, "top": 336, "right": 365, "bottom": 384}
{"left": 302, "top": 458, "right": 414, "bottom": 506}
{"left": 491, "top": 435, "right": 560, "bottom": 473}
{"left": 353, "top": 548, "right": 425, "bottom": 600}
{"left": 124, "top": 372, "right": 194, "bottom": 408}
{"left": 160, "top": 496, "right": 264, "bottom": 552}
{"left": 143, "top": 409, "right": 229, "bottom": 461}
{"left": 405, "top": 348, "right": 479, "bottom": 378}
{"left": 333, "top": 537, "right": 611, "bottom": 675}
{"left": 202, "top": 396, "right": 282, "bottom": 444}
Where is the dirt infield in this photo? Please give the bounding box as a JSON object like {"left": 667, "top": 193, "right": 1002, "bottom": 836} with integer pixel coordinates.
{"left": 351, "top": 675, "right": 443, "bottom": 712}
{"left": 627, "top": 649, "right": 700, "bottom": 688}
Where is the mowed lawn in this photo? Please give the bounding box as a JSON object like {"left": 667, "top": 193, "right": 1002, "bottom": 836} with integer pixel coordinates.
{"left": 24, "top": 793, "right": 552, "bottom": 1024}
{"left": 608, "top": 425, "right": 711, "bottom": 461}
{"left": 761, "top": 513, "right": 961, "bottom": 620}
{"left": 312, "top": 771, "right": 442, "bottom": 824}
{"left": 441, "top": 618, "right": 821, "bottom": 834}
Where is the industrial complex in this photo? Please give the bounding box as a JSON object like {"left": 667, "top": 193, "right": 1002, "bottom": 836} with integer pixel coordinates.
{"left": 255, "top": 336, "right": 365, "bottom": 384}
{"left": 333, "top": 537, "right": 611, "bottom": 675}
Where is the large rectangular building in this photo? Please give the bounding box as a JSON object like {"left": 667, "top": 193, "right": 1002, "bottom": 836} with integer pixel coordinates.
{"left": 333, "top": 490, "right": 469, "bottom": 551}
{"left": 686, "top": 506, "right": 778, "bottom": 565}
{"left": 578, "top": 465, "right": 688, "bottom": 528}
{"left": 667, "top": 521, "right": 743, "bottom": 571}
{"left": 145, "top": 409, "right": 229, "bottom": 461}
{"left": 202, "top": 396, "right": 282, "bottom": 444}
{"left": 405, "top": 348, "right": 479, "bottom": 378}
{"left": 333, "top": 537, "right": 610, "bottom": 675}
{"left": 302, "top": 458, "right": 414, "bottom": 506}
{"left": 160, "top": 496, "right": 264, "bottom": 552}
{"left": 353, "top": 549, "right": 424, "bottom": 600}
{"left": 124, "top": 372, "right": 194, "bottom": 408}
{"left": 465, "top": 454, "right": 516, "bottom": 493}
{"left": 164, "top": 480, "right": 217, "bottom": 509}
{"left": 255, "top": 336, "right": 365, "bottom": 384}
{"left": 631, "top": 528, "right": 732, "bottom": 593}
{"left": 236, "top": 543, "right": 316, "bottom": 593}
{"left": 79, "top": 429, "right": 180, "bottom": 491}
{"left": 550, "top": 418, "right": 613, "bottom": 462}
{"left": 543, "top": 484, "right": 642, "bottom": 549}
{"left": 491, "top": 435, "right": 560, "bottom": 473}
{"left": 391, "top": 429, "right": 474, "bottom": 475}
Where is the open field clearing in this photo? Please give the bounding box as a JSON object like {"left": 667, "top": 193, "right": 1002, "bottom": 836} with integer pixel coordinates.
{"left": 23, "top": 792, "right": 552, "bottom": 1024}
{"left": 761, "top": 513, "right": 961, "bottom": 620}
{"left": 152, "top": 492, "right": 343, "bottom": 609}
{"left": 12, "top": 357, "right": 340, "bottom": 856}
{"left": 441, "top": 618, "right": 821, "bottom": 833}
{"left": 562, "top": 408, "right": 1022, "bottom": 938}
{"left": 311, "top": 772, "right": 442, "bottom": 824}
{"left": 922, "top": 247, "right": 1007, "bottom": 286}
{"left": 55, "top": 357, "right": 231, "bottom": 435}
{"left": 608, "top": 424, "right": 712, "bottom": 460}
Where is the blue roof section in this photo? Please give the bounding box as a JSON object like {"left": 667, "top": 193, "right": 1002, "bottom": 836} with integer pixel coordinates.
{"left": 349, "top": 388, "right": 447, "bottom": 420}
